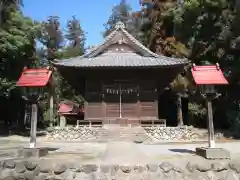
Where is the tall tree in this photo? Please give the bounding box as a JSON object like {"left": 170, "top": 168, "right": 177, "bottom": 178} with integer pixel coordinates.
{"left": 0, "top": 0, "right": 23, "bottom": 24}
{"left": 0, "top": 10, "right": 40, "bottom": 96}
{"left": 54, "top": 16, "right": 86, "bottom": 108}
{"left": 166, "top": 0, "right": 240, "bottom": 129}
{"left": 0, "top": 4, "right": 40, "bottom": 130}
{"left": 103, "top": 0, "right": 134, "bottom": 37}
{"left": 65, "top": 16, "right": 85, "bottom": 48}
{"left": 139, "top": 0, "right": 190, "bottom": 126}
{"left": 140, "top": 0, "right": 180, "bottom": 54}
{"left": 37, "top": 16, "right": 64, "bottom": 126}
{"left": 59, "top": 16, "right": 85, "bottom": 59}
{"left": 38, "top": 16, "right": 64, "bottom": 62}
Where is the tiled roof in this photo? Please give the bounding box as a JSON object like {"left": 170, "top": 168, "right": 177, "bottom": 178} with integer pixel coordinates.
{"left": 55, "top": 52, "right": 187, "bottom": 67}
{"left": 53, "top": 21, "right": 189, "bottom": 68}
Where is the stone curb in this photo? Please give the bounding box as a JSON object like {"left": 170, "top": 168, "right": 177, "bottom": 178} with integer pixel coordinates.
{"left": 0, "top": 159, "right": 239, "bottom": 179}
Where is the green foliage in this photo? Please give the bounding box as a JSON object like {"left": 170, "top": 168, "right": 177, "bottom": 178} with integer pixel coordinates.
{"left": 38, "top": 16, "right": 64, "bottom": 61}
{"left": 65, "top": 16, "right": 85, "bottom": 49}
{"left": 35, "top": 15, "right": 86, "bottom": 124}
{"left": 54, "top": 16, "right": 85, "bottom": 105}
{"left": 0, "top": 10, "right": 40, "bottom": 97}
{"left": 56, "top": 16, "right": 85, "bottom": 59}
{"left": 169, "top": 0, "right": 237, "bottom": 64}
{"left": 53, "top": 70, "right": 84, "bottom": 106}
{"left": 166, "top": 0, "right": 240, "bottom": 128}
{"left": 0, "top": 0, "right": 23, "bottom": 24}
{"left": 103, "top": 0, "right": 138, "bottom": 37}
{"left": 188, "top": 102, "right": 207, "bottom": 127}
{"left": 56, "top": 47, "right": 83, "bottom": 60}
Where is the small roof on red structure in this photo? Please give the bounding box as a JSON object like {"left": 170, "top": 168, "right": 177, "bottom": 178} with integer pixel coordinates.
{"left": 16, "top": 68, "right": 52, "bottom": 87}
{"left": 58, "top": 103, "right": 74, "bottom": 114}
{"left": 58, "top": 102, "right": 83, "bottom": 115}
{"left": 191, "top": 64, "right": 228, "bottom": 85}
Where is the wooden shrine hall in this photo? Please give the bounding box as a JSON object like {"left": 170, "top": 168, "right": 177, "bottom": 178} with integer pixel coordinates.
{"left": 53, "top": 22, "right": 188, "bottom": 126}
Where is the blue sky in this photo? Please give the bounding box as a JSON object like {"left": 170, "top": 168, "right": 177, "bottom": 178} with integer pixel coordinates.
{"left": 23, "top": 0, "right": 141, "bottom": 47}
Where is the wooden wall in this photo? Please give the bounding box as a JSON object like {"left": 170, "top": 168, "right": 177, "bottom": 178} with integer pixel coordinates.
{"left": 58, "top": 66, "right": 185, "bottom": 123}
{"left": 84, "top": 79, "right": 158, "bottom": 122}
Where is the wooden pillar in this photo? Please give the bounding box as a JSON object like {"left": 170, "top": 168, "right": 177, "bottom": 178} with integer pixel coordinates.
{"left": 30, "top": 104, "right": 38, "bottom": 148}
{"left": 76, "top": 120, "right": 80, "bottom": 127}
{"left": 24, "top": 104, "right": 28, "bottom": 126}
{"left": 207, "top": 99, "right": 215, "bottom": 148}
{"left": 59, "top": 115, "right": 66, "bottom": 128}
{"left": 49, "top": 81, "right": 54, "bottom": 127}
{"left": 89, "top": 121, "right": 92, "bottom": 128}
{"left": 176, "top": 93, "right": 184, "bottom": 126}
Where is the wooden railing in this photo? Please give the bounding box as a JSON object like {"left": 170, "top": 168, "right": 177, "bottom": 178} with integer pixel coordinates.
{"left": 140, "top": 119, "right": 166, "bottom": 127}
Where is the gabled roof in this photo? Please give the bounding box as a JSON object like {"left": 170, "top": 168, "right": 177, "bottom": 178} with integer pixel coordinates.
{"left": 53, "top": 21, "right": 189, "bottom": 68}
{"left": 16, "top": 68, "right": 52, "bottom": 87}
{"left": 191, "top": 64, "right": 228, "bottom": 85}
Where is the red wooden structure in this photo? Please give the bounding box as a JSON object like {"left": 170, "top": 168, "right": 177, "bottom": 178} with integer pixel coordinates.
{"left": 191, "top": 64, "right": 228, "bottom": 85}
{"left": 16, "top": 68, "right": 52, "bottom": 87}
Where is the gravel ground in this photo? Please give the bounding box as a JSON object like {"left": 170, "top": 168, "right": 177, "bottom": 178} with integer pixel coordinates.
{"left": 0, "top": 136, "right": 239, "bottom": 163}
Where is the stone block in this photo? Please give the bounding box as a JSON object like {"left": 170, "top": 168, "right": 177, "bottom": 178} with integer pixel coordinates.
{"left": 54, "top": 164, "right": 67, "bottom": 175}
{"left": 133, "top": 135, "right": 144, "bottom": 144}
{"left": 196, "top": 147, "right": 230, "bottom": 159}
{"left": 17, "top": 148, "right": 49, "bottom": 158}
{"left": 3, "top": 160, "right": 16, "bottom": 169}
{"left": 147, "top": 164, "right": 158, "bottom": 172}
{"left": 159, "top": 162, "right": 172, "bottom": 173}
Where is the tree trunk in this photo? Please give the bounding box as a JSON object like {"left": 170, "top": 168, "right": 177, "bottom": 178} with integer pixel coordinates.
{"left": 176, "top": 94, "right": 184, "bottom": 126}
{"left": 0, "top": 1, "right": 2, "bottom": 25}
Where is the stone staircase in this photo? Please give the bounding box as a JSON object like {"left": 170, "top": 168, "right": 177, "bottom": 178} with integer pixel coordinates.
{"left": 96, "top": 126, "right": 149, "bottom": 142}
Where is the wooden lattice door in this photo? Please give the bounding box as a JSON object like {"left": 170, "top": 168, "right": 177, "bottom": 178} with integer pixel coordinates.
{"left": 104, "top": 84, "right": 120, "bottom": 119}
{"left": 121, "top": 83, "right": 138, "bottom": 118}
{"left": 104, "top": 82, "right": 138, "bottom": 121}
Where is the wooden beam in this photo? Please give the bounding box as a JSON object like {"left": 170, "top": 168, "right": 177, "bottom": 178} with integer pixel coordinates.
{"left": 30, "top": 104, "right": 37, "bottom": 148}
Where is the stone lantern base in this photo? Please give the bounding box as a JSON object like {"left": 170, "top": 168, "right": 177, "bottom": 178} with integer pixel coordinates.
{"left": 196, "top": 147, "right": 230, "bottom": 159}
{"left": 16, "top": 147, "right": 49, "bottom": 158}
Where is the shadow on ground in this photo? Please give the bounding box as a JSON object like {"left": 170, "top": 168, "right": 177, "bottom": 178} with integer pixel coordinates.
{"left": 169, "top": 149, "right": 195, "bottom": 154}
{"left": 0, "top": 127, "right": 47, "bottom": 137}
{"left": 215, "top": 129, "right": 240, "bottom": 140}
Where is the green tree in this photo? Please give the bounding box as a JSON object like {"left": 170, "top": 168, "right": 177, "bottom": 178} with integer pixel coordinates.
{"left": 103, "top": 0, "right": 134, "bottom": 37}
{"left": 38, "top": 16, "right": 64, "bottom": 62}
{"left": 56, "top": 16, "right": 85, "bottom": 106}
{"left": 0, "top": 10, "right": 40, "bottom": 96}
{"left": 57, "top": 16, "right": 85, "bottom": 59}
{"left": 37, "top": 16, "right": 86, "bottom": 125}
{"left": 0, "top": 0, "right": 23, "bottom": 24}
{"left": 169, "top": 0, "right": 236, "bottom": 65}
{"left": 65, "top": 16, "right": 85, "bottom": 49}
{"left": 0, "top": 3, "right": 40, "bottom": 130}
{"left": 139, "top": 0, "right": 191, "bottom": 126}
{"left": 37, "top": 16, "right": 64, "bottom": 125}
{"left": 167, "top": 0, "right": 240, "bottom": 129}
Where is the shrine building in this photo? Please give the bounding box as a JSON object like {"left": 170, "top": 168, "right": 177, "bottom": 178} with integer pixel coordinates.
{"left": 53, "top": 22, "right": 189, "bottom": 126}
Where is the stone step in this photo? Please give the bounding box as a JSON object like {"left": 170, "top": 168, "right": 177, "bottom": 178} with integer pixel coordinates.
{"left": 95, "top": 127, "right": 149, "bottom": 142}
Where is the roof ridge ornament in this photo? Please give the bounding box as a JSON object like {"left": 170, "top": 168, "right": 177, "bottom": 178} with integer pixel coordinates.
{"left": 115, "top": 21, "right": 125, "bottom": 29}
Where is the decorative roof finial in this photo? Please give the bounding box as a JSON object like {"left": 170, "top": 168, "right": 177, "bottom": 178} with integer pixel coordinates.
{"left": 115, "top": 21, "right": 125, "bottom": 29}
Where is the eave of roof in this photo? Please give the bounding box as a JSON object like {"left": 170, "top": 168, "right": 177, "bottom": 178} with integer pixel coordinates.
{"left": 53, "top": 52, "right": 189, "bottom": 68}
